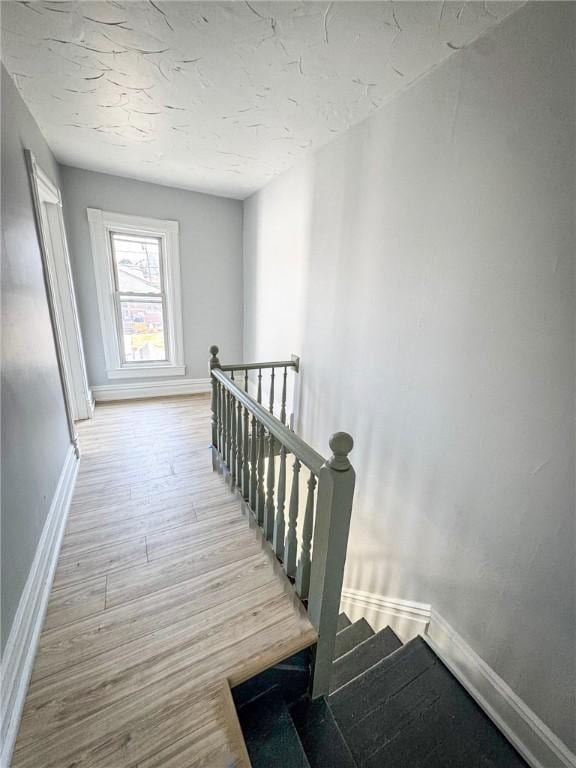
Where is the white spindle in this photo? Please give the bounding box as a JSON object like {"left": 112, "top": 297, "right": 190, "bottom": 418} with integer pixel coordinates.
{"left": 273, "top": 444, "right": 287, "bottom": 560}
{"left": 256, "top": 422, "right": 265, "bottom": 526}
{"left": 284, "top": 457, "right": 301, "bottom": 578}
{"left": 296, "top": 471, "right": 316, "bottom": 600}
{"left": 265, "top": 432, "right": 275, "bottom": 541}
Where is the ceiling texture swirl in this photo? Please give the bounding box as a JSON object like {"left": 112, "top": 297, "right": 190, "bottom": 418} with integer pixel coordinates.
{"left": 2, "top": 0, "right": 523, "bottom": 197}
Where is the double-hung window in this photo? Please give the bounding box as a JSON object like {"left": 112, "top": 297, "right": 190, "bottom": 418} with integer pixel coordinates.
{"left": 87, "top": 209, "right": 185, "bottom": 379}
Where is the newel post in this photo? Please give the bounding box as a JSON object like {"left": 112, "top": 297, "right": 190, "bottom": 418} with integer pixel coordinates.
{"left": 209, "top": 346, "right": 221, "bottom": 466}
{"left": 307, "top": 432, "right": 355, "bottom": 699}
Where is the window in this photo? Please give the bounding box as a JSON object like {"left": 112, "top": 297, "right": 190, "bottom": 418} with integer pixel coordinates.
{"left": 87, "top": 209, "right": 185, "bottom": 379}
{"left": 111, "top": 232, "right": 166, "bottom": 363}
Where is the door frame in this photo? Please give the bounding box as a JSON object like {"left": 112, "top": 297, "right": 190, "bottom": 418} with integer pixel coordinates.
{"left": 26, "top": 150, "right": 93, "bottom": 435}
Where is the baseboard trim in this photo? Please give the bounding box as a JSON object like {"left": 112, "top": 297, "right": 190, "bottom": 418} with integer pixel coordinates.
{"left": 340, "top": 588, "right": 431, "bottom": 642}
{"left": 340, "top": 587, "right": 575, "bottom": 768}
{"left": 425, "top": 610, "right": 576, "bottom": 768}
{"left": 92, "top": 377, "right": 211, "bottom": 401}
{"left": 0, "top": 445, "right": 78, "bottom": 768}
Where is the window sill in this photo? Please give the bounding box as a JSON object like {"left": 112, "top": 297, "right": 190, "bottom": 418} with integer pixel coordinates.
{"left": 106, "top": 365, "right": 186, "bottom": 380}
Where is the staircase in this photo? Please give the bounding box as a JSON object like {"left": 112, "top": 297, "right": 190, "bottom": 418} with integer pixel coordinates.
{"left": 234, "top": 613, "right": 530, "bottom": 768}
{"left": 209, "top": 348, "right": 531, "bottom": 767}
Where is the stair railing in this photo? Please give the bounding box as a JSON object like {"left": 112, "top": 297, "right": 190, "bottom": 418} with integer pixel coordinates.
{"left": 209, "top": 346, "right": 356, "bottom": 698}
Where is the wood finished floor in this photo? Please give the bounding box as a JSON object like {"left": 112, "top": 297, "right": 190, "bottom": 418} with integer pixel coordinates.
{"left": 12, "top": 395, "right": 316, "bottom": 768}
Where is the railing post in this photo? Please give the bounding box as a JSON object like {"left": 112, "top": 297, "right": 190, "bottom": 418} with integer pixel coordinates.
{"left": 307, "top": 432, "right": 355, "bottom": 699}
{"left": 209, "top": 345, "right": 221, "bottom": 469}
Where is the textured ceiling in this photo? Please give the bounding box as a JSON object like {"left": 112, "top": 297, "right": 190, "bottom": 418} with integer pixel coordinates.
{"left": 2, "top": 0, "right": 523, "bottom": 198}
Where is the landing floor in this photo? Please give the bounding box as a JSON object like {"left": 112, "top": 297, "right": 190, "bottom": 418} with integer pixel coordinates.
{"left": 12, "top": 395, "right": 316, "bottom": 768}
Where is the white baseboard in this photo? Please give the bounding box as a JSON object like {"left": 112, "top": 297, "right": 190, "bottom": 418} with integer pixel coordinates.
{"left": 425, "top": 610, "right": 576, "bottom": 768}
{"left": 340, "top": 587, "right": 575, "bottom": 768}
{"left": 92, "top": 377, "right": 211, "bottom": 402}
{"left": 0, "top": 445, "right": 78, "bottom": 768}
{"left": 340, "top": 587, "right": 431, "bottom": 642}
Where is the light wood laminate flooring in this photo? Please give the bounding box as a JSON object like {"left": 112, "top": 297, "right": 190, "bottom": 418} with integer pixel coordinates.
{"left": 12, "top": 395, "right": 316, "bottom": 768}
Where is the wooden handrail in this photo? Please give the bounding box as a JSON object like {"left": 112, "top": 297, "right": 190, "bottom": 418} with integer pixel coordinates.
{"left": 212, "top": 367, "right": 324, "bottom": 475}
{"left": 220, "top": 357, "right": 299, "bottom": 373}
{"left": 209, "top": 346, "right": 355, "bottom": 699}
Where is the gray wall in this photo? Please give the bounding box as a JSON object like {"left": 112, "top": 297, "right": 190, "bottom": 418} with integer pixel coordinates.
{"left": 243, "top": 2, "right": 575, "bottom": 750}
{"left": 1, "top": 65, "right": 71, "bottom": 651}
{"left": 59, "top": 166, "right": 243, "bottom": 385}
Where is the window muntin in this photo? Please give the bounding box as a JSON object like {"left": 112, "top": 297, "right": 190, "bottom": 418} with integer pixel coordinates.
{"left": 109, "top": 231, "right": 168, "bottom": 364}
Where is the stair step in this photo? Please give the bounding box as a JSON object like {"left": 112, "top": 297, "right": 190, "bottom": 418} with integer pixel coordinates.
{"left": 237, "top": 686, "right": 311, "bottom": 768}
{"left": 330, "top": 637, "right": 528, "bottom": 768}
{"left": 330, "top": 626, "right": 402, "bottom": 693}
{"left": 338, "top": 612, "right": 352, "bottom": 631}
{"left": 335, "top": 618, "right": 375, "bottom": 659}
{"left": 290, "top": 697, "right": 357, "bottom": 768}
{"left": 232, "top": 649, "right": 311, "bottom": 708}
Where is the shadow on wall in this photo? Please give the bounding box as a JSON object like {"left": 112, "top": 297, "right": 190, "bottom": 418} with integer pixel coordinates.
{"left": 258, "top": 122, "right": 520, "bottom": 630}
{"left": 276, "top": 57, "right": 573, "bottom": 748}
{"left": 243, "top": 2, "right": 575, "bottom": 748}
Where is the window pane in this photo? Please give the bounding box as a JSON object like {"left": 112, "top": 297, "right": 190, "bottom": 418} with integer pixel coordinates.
{"left": 119, "top": 298, "right": 166, "bottom": 362}
{"left": 111, "top": 232, "right": 162, "bottom": 294}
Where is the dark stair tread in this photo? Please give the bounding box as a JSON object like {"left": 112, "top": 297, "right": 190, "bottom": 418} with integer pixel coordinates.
{"left": 335, "top": 618, "right": 375, "bottom": 659}
{"left": 329, "top": 636, "right": 432, "bottom": 715}
{"left": 338, "top": 612, "right": 352, "bottom": 631}
{"left": 232, "top": 648, "right": 311, "bottom": 708}
{"left": 290, "top": 697, "right": 357, "bottom": 768}
{"left": 417, "top": 703, "right": 530, "bottom": 768}
{"left": 237, "top": 686, "right": 311, "bottom": 768}
{"left": 330, "top": 626, "right": 403, "bottom": 693}
{"left": 330, "top": 637, "right": 529, "bottom": 768}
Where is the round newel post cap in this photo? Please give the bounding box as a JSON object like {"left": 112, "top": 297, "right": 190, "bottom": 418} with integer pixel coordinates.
{"left": 328, "top": 432, "right": 354, "bottom": 471}
{"left": 209, "top": 345, "right": 220, "bottom": 369}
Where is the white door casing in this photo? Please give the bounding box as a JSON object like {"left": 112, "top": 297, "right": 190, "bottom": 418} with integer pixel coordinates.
{"left": 27, "top": 151, "right": 93, "bottom": 422}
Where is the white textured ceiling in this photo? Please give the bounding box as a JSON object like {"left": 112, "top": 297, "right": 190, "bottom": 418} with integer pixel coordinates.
{"left": 2, "top": 0, "right": 523, "bottom": 198}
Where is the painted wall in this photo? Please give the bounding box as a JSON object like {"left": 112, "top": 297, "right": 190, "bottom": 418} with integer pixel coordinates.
{"left": 244, "top": 2, "right": 575, "bottom": 751}
{"left": 1, "top": 66, "right": 71, "bottom": 651}
{"left": 59, "top": 167, "right": 243, "bottom": 386}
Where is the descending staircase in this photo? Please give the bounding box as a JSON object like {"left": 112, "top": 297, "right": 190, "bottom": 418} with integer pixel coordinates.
{"left": 234, "top": 614, "right": 530, "bottom": 768}
{"left": 211, "top": 351, "right": 531, "bottom": 767}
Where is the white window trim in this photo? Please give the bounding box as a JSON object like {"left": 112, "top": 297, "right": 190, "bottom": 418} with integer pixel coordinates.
{"left": 87, "top": 209, "right": 185, "bottom": 380}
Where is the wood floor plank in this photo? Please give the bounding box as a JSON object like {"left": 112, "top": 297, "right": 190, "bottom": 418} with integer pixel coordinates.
{"left": 107, "top": 533, "right": 260, "bottom": 608}
{"left": 69, "top": 485, "right": 131, "bottom": 513}
{"left": 129, "top": 468, "right": 219, "bottom": 501}
{"left": 60, "top": 502, "right": 197, "bottom": 557}
{"left": 136, "top": 722, "right": 234, "bottom": 768}
{"left": 145, "top": 509, "right": 246, "bottom": 561}
{"left": 12, "top": 395, "right": 316, "bottom": 768}
{"left": 20, "top": 588, "right": 298, "bottom": 746}
{"left": 14, "top": 679, "right": 225, "bottom": 768}
{"left": 193, "top": 492, "right": 249, "bottom": 519}
{"left": 65, "top": 491, "right": 198, "bottom": 531}
{"left": 32, "top": 554, "right": 276, "bottom": 682}
{"left": 43, "top": 577, "right": 107, "bottom": 631}
{"left": 73, "top": 461, "right": 174, "bottom": 494}
{"left": 52, "top": 537, "right": 148, "bottom": 589}
{"left": 143, "top": 683, "right": 253, "bottom": 768}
